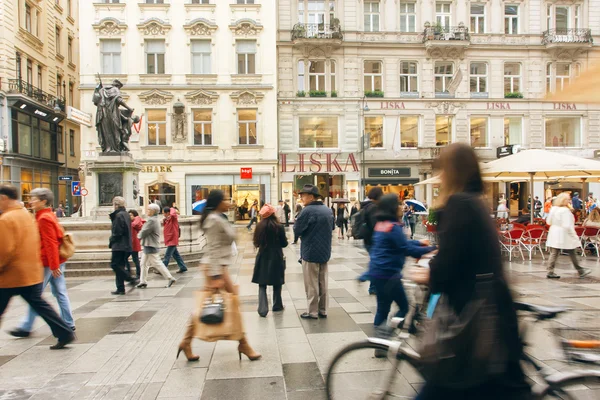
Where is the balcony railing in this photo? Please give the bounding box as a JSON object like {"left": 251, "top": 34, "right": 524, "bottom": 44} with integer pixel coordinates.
{"left": 423, "top": 26, "right": 470, "bottom": 42}
{"left": 542, "top": 28, "right": 592, "bottom": 45}
{"left": 291, "top": 23, "right": 343, "bottom": 41}
{"left": 7, "top": 79, "right": 65, "bottom": 112}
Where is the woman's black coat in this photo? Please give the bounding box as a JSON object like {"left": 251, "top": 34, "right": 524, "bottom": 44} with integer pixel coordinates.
{"left": 252, "top": 224, "right": 288, "bottom": 286}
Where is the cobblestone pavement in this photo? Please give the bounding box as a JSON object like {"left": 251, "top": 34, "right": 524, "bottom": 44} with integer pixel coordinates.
{"left": 1, "top": 228, "right": 600, "bottom": 399}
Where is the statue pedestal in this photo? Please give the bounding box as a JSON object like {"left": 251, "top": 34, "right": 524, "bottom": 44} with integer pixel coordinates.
{"left": 84, "top": 153, "right": 142, "bottom": 218}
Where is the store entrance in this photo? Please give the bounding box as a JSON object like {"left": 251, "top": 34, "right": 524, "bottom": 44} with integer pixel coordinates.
{"left": 294, "top": 174, "right": 345, "bottom": 206}
{"left": 364, "top": 184, "right": 415, "bottom": 201}
{"left": 191, "top": 184, "right": 265, "bottom": 221}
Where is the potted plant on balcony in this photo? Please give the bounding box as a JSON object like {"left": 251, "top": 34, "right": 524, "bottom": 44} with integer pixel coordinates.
{"left": 297, "top": 90, "right": 306, "bottom": 97}
{"left": 292, "top": 23, "right": 306, "bottom": 40}
{"left": 505, "top": 92, "right": 524, "bottom": 99}
{"left": 364, "top": 90, "right": 384, "bottom": 98}
{"left": 433, "top": 22, "right": 444, "bottom": 40}
{"left": 330, "top": 90, "right": 338, "bottom": 97}
{"left": 309, "top": 90, "right": 327, "bottom": 97}
{"left": 331, "top": 18, "right": 342, "bottom": 39}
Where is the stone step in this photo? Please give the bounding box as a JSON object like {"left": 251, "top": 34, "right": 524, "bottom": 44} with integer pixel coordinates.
{"left": 64, "top": 255, "right": 203, "bottom": 277}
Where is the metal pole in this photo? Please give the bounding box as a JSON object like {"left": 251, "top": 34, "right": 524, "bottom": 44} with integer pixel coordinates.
{"left": 530, "top": 172, "right": 534, "bottom": 225}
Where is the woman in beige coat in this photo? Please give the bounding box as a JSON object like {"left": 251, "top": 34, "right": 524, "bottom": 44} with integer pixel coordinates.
{"left": 177, "top": 190, "right": 261, "bottom": 362}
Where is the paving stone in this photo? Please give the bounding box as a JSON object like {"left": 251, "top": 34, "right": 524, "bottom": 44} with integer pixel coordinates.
{"left": 157, "top": 368, "right": 207, "bottom": 398}
{"left": 283, "top": 362, "right": 324, "bottom": 391}
{"left": 200, "top": 377, "right": 286, "bottom": 400}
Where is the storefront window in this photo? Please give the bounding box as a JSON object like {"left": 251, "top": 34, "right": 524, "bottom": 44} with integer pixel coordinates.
{"left": 21, "top": 168, "right": 34, "bottom": 204}
{"left": 545, "top": 117, "right": 581, "bottom": 147}
{"left": 400, "top": 116, "right": 418, "bottom": 148}
{"left": 13, "top": 111, "right": 56, "bottom": 160}
{"left": 148, "top": 182, "right": 177, "bottom": 209}
{"left": 504, "top": 117, "right": 522, "bottom": 146}
{"left": 435, "top": 116, "right": 452, "bottom": 146}
{"left": 470, "top": 117, "right": 488, "bottom": 148}
{"left": 365, "top": 116, "right": 383, "bottom": 148}
{"left": 17, "top": 113, "right": 32, "bottom": 156}
{"left": 299, "top": 116, "right": 338, "bottom": 148}
{"left": 365, "top": 184, "right": 415, "bottom": 201}
{"left": 32, "top": 119, "right": 40, "bottom": 158}
{"left": 2, "top": 166, "right": 11, "bottom": 183}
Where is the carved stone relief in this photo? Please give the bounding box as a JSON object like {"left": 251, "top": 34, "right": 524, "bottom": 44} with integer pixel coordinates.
{"left": 98, "top": 173, "right": 123, "bottom": 206}
{"left": 139, "top": 89, "right": 173, "bottom": 105}
{"left": 229, "top": 19, "right": 263, "bottom": 37}
{"left": 426, "top": 101, "right": 465, "bottom": 114}
{"left": 184, "top": 19, "right": 217, "bottom": 36}
{"left": 93, "top": 18, "right": 127, "bottom": 36}
{"left": 230, "top": 90, "right": 264, "bottom": 105}
{"left": 185, "top": 89, "right": 218, "bottom": 105}
{"left": 137, "top": 18, "right": 171, "bottom": 36}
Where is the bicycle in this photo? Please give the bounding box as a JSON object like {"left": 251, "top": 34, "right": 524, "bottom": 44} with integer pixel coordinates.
{"left": 325, "top": 302, "right": 600, "bottom": 399}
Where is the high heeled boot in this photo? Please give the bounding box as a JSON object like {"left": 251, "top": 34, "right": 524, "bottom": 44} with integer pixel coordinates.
{"left": 177, "top": 321, "right": 200, "bottom": 362}
{"left": 238, "top": 336, "right": 261, "bottom": 361}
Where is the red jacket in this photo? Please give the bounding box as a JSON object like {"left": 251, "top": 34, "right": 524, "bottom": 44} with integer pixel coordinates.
{"left": 36, "top": 208, "right": 66, "bottom": 270}
{"left": 131, "top": 216, "right": 145, "bottom": 252}
{"left": 163, "top": 208, "right": 180, "bottom": 246}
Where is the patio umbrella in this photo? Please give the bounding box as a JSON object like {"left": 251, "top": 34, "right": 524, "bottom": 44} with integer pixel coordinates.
{"left": 405, "top": 199, "right": 427, "bottom": 212}
{"left": 546, "top": 64, "right": 600, "bottom": 104}
{"left": 192, "top": 199, "right": 207, "bottom": 213}
{"left": 331, "top": 198, "right": 350, "bottom": 203}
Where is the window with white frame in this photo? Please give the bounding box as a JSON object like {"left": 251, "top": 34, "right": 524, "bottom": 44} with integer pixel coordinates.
{"left": 365, "top": 116, "right": 383, "bottom": 148}
{"left": 236, "top": 40, "right": 256, "bottom": 74}
{"left": 400, "top": 61, "right": 418, "bottom": 93}
{"left": 298, "top": 0, "right": 336, "bottom": 25}
{"left": 555, "top": 63, "right": 571, "bottom": 91}
{"left": 192, "top": 0, "right": 210, "bottom": 3}
{"left": 191, "top": 40, "right": 211, "bottom": 74}
{"left": 400, "top": 116, "right": 418, "bottom": 148}
{"left": 147, "top": 109, "right": 167, "bottom": 146}
{"left": 545, "top": 117, "right": 581, "bottom": 147}
{"left": 145, "top": 0, "right": 165, "bottom": 4}
{"left": 298, "top": 59, "right": 337, "bottom": 92}
{"left": 238, "top": 109, "right": 257, "bottom": 145}
{"left": 436, "top": 2, "right": 451, "bottom": 29}
{"left": 237, "top": 0, "right": 255, "bottom": 4}
{"left": 25, "top": 3, "right": 32, "bottom": 33}
{"left": 330, "top": 60, "right": 336, "bottom": 91}
{"left": 435, "top": 115, "right": 452, "bottom": 146}
{"left": 470, "top": 62, "right": 487, "bottom": 94}
{"left": 364, "top": 1, "right": 380, "bottom": 32}
{"left": 299, "top": 116, "right": 338, "bottom": 148}
{"left": 504, "top": 63, "right": 521, "bottom": 95}
{"left": 504, "top": 117, "right": 522, "bottom": 146}
{"left": 470, "top": 117, "right": 488, "bottom": 147}
{"left": 434, "top": 61, "right": 453, "bottom": 93}
{"left": 145, "top": 40, "right": 165, "bottom": 74}
{"left": 193, "top": 109, "right": 212, "bottom": 145}
{"left": 547, "top": 62, "right": 576, "bottom": 93}
{"left": 101, "top": 39, "right": 121, "bottom": 74}
{"left": 399, "top": 2, "right": 416, "bottom": 32}
{"left": 504, "top": 5, "right": 519, "bottom": 34}
{"left": 547, "top": 4, "right": 582, "bottom": 30}
{"left": 309, "top": 61, "right": 326, "bottom": 91}
{"left": 298, "top": 61, "right": 305, "bottom": 91}
{"left": 364, "top": 61, "right": 382, "bottom": 92}
{"left": 470, "top": 4, "right": 485, "bottom": 33}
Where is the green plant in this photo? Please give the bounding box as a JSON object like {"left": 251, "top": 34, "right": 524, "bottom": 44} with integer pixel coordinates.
{"left": 309, "top": 90, "right": 327, "bottom": 97}
{"left": 296, "top": 90, "right": 306, "bottom": 97}
{"left": 364, "top": 90, "right": 384, "bottom": 98}
{"left": 330, "top": 90, "right": 338, "bottom": 97}
{"left": 427, "top": 208, "right": 439, "bottom": 225}
{"left": 504, "top": 92, "right": 524, "bottom": 99}
{"left": 434, "top": 22, "right": 444, "bottom": 34}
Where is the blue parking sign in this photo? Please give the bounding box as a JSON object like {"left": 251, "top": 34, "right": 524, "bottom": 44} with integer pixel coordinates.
{"left": 72, "top": 181, "right": 81, "bottom": 196}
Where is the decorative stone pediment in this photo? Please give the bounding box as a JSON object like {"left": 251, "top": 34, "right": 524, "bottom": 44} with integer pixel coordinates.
{"left": 139, "top": 89, "right": 173, "bottom": 105}
{"left": 93, "top": 17, "right": 127, "bottom": 37}
{"left": 229, "top": 19, "right": 263, "bottom": 37}
{"left": 426, "top": 101, "right": 465, "bottom": 114}
{"left": 137, "top": 18, "right": 172, "bottom": 36}
{"left": 548, "top": 48, "right": 589, "bottom": 62}
{"left": 184, "top": 18, "right": 218, "bottom": 36}
{"left": 426, "top": 46, "right": 466, "bottom": 60}
{"left": 230, "top": 90, "right": 264, "bottom": 105}
{"left": 185, "top": 89, "right": 219, "bottom": 105}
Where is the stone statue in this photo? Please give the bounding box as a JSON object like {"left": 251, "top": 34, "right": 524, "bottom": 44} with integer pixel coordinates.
{"left": 92, "top": 77, "right": 140, "bottom": 153}
{"left": 171, "top": 102, "right": 187, "bottom": 143}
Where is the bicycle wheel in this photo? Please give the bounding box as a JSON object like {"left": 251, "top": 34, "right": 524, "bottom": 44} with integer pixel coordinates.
{"left": 541, "top": 372, "right": 600, "bottom": 399}
{"left": 325, "top": 341, "right": 420, "bottom": 400}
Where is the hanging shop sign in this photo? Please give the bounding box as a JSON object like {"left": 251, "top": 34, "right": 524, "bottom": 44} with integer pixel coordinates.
{"left": 280, "top": 153, "right": 359, "bottom": 173}
{"left": 67, "top": 106, "right": 93, "bottom": 127}
{"left": 141, "top": 165, "right": 173, "bottom": 173}
{"left": 368, "top": 168, "right": 411, "bottom": 178}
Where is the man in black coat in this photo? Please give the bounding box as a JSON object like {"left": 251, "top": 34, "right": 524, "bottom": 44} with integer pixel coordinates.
{"left": 283, "top": 200, "right": 291, "bottom": 227}
{"left": 360, "top": 187, "right": 384, "bottom": 295}
{"left": 109, "top": 196, "right": 138, "bottom": 295}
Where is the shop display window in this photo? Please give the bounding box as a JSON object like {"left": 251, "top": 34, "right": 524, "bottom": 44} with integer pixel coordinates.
{"left": 435, "top": 115, "right": 453, "bottom": 146}
{"left": 400, "top": 116, "right": 418, "bottom": 148}
{"left": 365, "top": 116, "right": 383, "bottom": 148}
{"left": 504, "top": 117, "right": 522, "bottom": 146}
{"left": 299, "top": 116, "right": 338, "bottom": 148}
{"left": 545, "top": 117, "right": 581, "bottom": 148}
{"left": 470, "top": 117, "right": 488, "bottom": 148}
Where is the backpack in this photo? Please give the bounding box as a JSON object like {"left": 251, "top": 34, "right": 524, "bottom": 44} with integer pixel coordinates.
{"left": 351, "top": 209, "right": 368, "bottom": 239}
{"left": 58, "top": 226, "right": 76, "bottom": 260}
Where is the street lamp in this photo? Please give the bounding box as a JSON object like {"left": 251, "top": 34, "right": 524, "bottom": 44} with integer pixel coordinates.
{"left": 360, "top": 96, "right": 370, "bottom": 200}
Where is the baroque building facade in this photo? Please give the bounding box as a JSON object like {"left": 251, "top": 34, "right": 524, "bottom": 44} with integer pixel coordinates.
{"left": 79, "top": 0, "right": 277, "bottom": 216}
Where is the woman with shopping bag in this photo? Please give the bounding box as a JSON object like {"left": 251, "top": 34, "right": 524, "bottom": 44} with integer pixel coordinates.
{"left": 177, "top": 190, "right": 261, "bottom": 362}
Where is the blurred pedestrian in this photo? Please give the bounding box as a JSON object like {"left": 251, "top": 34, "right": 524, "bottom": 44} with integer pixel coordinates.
{"left": 9, "top": 188, "right": 76, "bottom": 338}
{"left": 533, "top": 196, "right": 543, "bottom": 218}
{"left": 544, "top": 197, "right": 552, "bottom": 218}
{"left": 583, "top": 207, "right": 600, "bottom": 228}
{"left": 55, "top": 203, "right": 65, "bottom": 218}
{"left": 0, "top": 185, "right": 75, "bottom": 349}
{"left": 283, "top": 200, "right": 291, "bottom": 227}
{"left": 294, "top": 184, "right": 335, "bottom": 319}
{"left": 497, "top": 199, "right": 509, "bottom": 220}
{"left": 162, "top": 207, "right": 188, "bottom": 274}
{"left": 546, "top": 192, "right": 591, "bottom": 279}
{"left": 128, "top": 210, "right": 144, "bottom": 278}
{"left": 178, "top": 190, "right": 261, "bottom": 362}
{"left": 361, "top": 188, "right": 384, "bottom": 295}
{"left": 275, "top": 200, "right": 286, "bottom": 224}
{"left": 572, "top": 192, "right": 583, "bottom": 211}
{"left": 247, "top": 201, "right": 258, "bottom": 231}
{"left": 252, "top": 204, "right": 288, "bottom": 317}
{"left": 414, "top": 144, "right": 531, "bottom": 399}
{"left": 336, "top": 202, "right": 349, "bottom": 239}
{"left": 109, "top": 197, "right": 138, "bottom": 295}
{"left": 292, "top": 200, "right": 303, "bottom": 244}
{"left": 137, "top": 204, "right": 176, "bottom": 288}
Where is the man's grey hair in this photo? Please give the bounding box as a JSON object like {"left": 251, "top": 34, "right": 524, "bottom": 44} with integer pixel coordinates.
{"left": 148, "top": 203, "right": 160, "bottom": 213}
{"left": 112, "top": 196, "right": 125, "bottom": 207}
{"left": 30, "top": 188, "right": 54, "bottom": 207}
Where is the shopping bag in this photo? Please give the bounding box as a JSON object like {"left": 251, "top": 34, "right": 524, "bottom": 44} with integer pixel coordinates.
{"left": 193, "top": 289, "right": 244, "bottom": 342}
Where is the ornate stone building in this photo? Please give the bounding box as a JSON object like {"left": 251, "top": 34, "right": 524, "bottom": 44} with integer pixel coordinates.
{"left": 277, "top": 0, "right": 600, "bottom": 210}
{"left": 79, "top": 0, "right": 277, "bottom": 216}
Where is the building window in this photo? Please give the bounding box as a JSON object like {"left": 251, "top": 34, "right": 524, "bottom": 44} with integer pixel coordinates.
{"left": 470, "top": 117, "right": 488, "bottom": 147}
{"left": 236, "top": 40, "right": 256, "bottom": 74}
{"left": 504, "top": 63, "right": 521, "bottom": 95}
{"left": 237, "top": 0, "right": 255, "bottom": 4}
{"left": 545, "top": 117, "right": 581, "bottom": 147}
{"left": 56, "top": 74, "right": 63, "bottom": 96}
{"left": 470, "top": 4, "right": 485, "bottom": 33}
{"left": 145, "top": 0, "right": 165, "bottom": 4}
{"left": 400, "top": 116, "right": 418, "bottom": 148}
{"left": 55, "top": 27, "right": 61, "bottom": 55}
{"left": 69, "top": 82, "right": 74, "bottom": 106}
{"left": 192, "top": 0, "right": 211, "bottom": 4}
{"left": 26, "top": 60, "right": 33, "bottom": 84}
{"left": 555, "top": 63, "right": 571, "bottom": 92}
{"left": 191, "top": 40, "right": 211, "bottom": 74}
{"left": 147, "top": 109, "right": 167, "bottom": 146}
{"left": 299, "top": 116, "right": 338, "bottom": 148}
{"left": 434, "top": 61, "right": 453, "bottom": 93}
{"left": 400, "top": 61, "right": 418, "bottom": 93}
{"left": 399, "top": 2, "right": 416, "bottom": 32}
{"left": 25, "top": 3, "right": 32, "bottom": 33}
{"left": 470, "top": 62, "right": 487, "bottom": 94}
{"left": 365, "top": 116, "right": 383, "bottom": 148}
{"left": 35, "top": 11, "right": 40, "bottom": 37}
{"left": 238, "top": 109, "right": 257, "bottom": 145}
{"left": 504, "top": 117, "right": 522, "bottom": 146}
{"left": 37, "top": 65, "right": 42, "bottom": 87}
{"left": 193, "top": 109, "right": 212, "bottom": 145}
{"left": 298, "top": 61, "right": 305, "bottom": 91}
{"left": 330, "top": 60, "right": 336, "bottom": 91}
{"left": 68, "top": 37, "right": 73, "bottom": 64}
{"left": 67, "top": 0, "right": 72, "bottom": 16}
{"left": 101, "top": 39, "right": 121, "bottom": 74}
{"left": 364, "top": 61, "right": 382, "bottom": 92}
{"left": 146, "top": 40, "right": 165, "bottom": 75}
{"left": 58, "top": 127, "right": 64, "bottom": 154}
{"left": 69, "top": 129, "right": 75, "bottom": 156}
{"left": 364, "top": 1, "right": 380, "bottom": 32}
{"left": 505, "top": 5, "right": 519, "bottom": 34}
{"left": 309, "top": 61, "right": 326, "bottom": 90}
{"left": 435, "top": 115, "right": 452, "bottom": 146}
{"left": 12, "top": 111, "right": 56, "bottom": 161}
{"left": 436, "top": 2, "right": 451, "bottom": 29}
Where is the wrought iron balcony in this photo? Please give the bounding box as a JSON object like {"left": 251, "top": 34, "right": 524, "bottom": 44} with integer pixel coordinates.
{"left": 542, "top": 28, "right": 592, "bottom": 45}
{"left": 291, "top": 23, "right": 343, "bottom": 42}
{"left": 422, "top": 26, "right": 470, "bottom": 42}
{"left": 7, "top": 79, "right": 65, "bottom": 112}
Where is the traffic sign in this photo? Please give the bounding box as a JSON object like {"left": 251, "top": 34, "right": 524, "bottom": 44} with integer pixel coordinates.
{"left": 59, "top": 176, "right": 73, "bottom": 181}
{"left": 71, "top": 181, "right": 81, "bottom": 196}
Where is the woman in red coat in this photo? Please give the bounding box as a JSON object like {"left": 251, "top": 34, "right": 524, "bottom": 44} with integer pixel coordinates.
{"left": 128, "top": 210, "right": 145, "bottom": 278}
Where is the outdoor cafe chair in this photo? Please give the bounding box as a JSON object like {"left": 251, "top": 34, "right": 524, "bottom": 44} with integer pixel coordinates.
{"left": 521, "top": 227, "right": 546, "bottom": 261}
{"left": 582, "top": 227, "right": 600, "bottom": 257}
{"left": 512, "top": 222, "right": 527, "bottom": 231}
{"left": 574, "top": 226, "right": 587, "bottom": 257}
{"left": 500, "top": 228, "right": 525, "bottom": 262}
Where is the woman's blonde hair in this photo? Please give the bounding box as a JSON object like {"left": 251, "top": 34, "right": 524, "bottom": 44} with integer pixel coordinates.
{"left": 554, "top": 192, "right": 571, "bottom": 207}
{"left": 589, "top": 208, "right": 600, "bottom": 223}
{"left": 436, "top": 143, "right": 484, "bottom": 207}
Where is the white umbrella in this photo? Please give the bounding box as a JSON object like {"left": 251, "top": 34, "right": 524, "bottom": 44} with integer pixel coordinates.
{"left": 415, "top": 175, "right": 528, "bottom": 186}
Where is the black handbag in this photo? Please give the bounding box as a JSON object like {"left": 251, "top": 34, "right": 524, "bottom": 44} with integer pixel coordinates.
{"left": 200, "top": 293, "right": 225, "bottom": 325}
